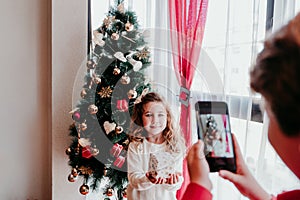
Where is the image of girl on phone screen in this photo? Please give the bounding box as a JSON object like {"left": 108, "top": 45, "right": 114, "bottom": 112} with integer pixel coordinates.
{"left": 127, "top": 92, "right": 186, "bottom": 200}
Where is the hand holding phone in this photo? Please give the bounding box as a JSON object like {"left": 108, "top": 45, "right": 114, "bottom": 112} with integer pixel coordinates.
{"left": 195, "top": 101, "right": 236, "bottom": 172}
{"left": 219, "top": 135, "right": 271, "bottom": 200}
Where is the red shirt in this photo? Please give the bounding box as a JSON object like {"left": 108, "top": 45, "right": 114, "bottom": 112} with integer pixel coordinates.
{"left": 181, "top": 182, "right": 212, "bottom": 200}
{"left": 277, "top": 190, "right": 300, "bottom": 200}
{"left": 182, "top": 183, "right": 300, "bottom": 200}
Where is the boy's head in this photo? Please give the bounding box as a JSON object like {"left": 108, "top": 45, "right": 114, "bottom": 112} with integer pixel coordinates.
{"left": 250, "top": 12, "right": 300, "bottom": 178}
{"left": 250, "top": 12, "right": 300, "bottom": 137}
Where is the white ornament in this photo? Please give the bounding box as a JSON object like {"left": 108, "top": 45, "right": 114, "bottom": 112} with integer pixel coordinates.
{"left": 103, "top": 121, "right": 116, "bottom": 134}
{"left": 88, "top": 104, "right": 98, "bottom": 114}
{"left": 135, "top": 88, "right": 149, "bottom": 104}
{"left": 114, "top": 52, "right": 127, "bottom": 62}
{"left": 126, "top": 55, "right": 142, "bottom": 71}
{"left": 93, "top": 31, "right": 105, "bottom": 47}
{"left": 121, "top": 74, "right": 130, "bottom": 84}
{"left": 79, "top": 138, "right": 92, "bottom": 147}
{"left": 127, "top": 89, "right": 138, "bottom": 99}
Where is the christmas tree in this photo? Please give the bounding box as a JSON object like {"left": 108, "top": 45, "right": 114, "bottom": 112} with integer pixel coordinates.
{"left": 66, "top": 0, "right": 151, "bottom": 199}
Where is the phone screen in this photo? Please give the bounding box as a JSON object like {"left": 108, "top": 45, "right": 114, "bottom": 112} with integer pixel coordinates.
{"left": 195, "top": 101, "right": 236, "bottom": 172}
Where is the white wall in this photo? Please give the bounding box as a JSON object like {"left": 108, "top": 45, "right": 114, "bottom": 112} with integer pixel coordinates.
{"left": 52, "top": 0, "right": 88, "bottom": 199}
{"left": 0, "top": 0, "right": 51, "bottom": 199}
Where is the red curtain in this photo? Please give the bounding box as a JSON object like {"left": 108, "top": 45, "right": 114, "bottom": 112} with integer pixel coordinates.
{"left": 168, "top": 0, "right": 209, "bottom": 198}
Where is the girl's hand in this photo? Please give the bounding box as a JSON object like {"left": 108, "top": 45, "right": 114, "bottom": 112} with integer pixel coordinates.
{"left": 219, "top": 134, "right": 271, "bottom": 200}
{"left": 146, "top": 172, "right": 164, "bottom": 184}
{"left": 165, "top": 172, "right": 182, "bottom": 184}
{"left": 146, "top": 172, "right": 157, "bottom": 183}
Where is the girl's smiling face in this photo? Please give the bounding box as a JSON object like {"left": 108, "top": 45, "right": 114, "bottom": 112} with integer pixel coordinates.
{"left": 142, "top": 102, "right": 167, "bottom": 137}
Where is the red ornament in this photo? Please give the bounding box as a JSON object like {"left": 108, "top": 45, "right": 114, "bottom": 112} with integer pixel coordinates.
{"left": 72, "top": 111, "right": 81, "bottom": 121}
{"left": 116, "top": 99, "right": 128, "bottom": 112}
{"left": 122, "top": 188, "right": 127, "bottom": 198}
{"left": 113, "top": 155, "right": 125, "bottom": 168}
{"left": 79, "top": 184, "right": 89, "bottom": 195}
{"left": 106, "top": 188, "right": 114, "bottom": 196}
{"left": 110, "top": 143, "right": 123, "bottom": 158}
{"left": 82, "top": 146, "right": 92, "bottom": 159}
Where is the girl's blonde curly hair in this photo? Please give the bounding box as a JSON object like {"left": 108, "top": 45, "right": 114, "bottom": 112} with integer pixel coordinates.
{"left": 129, "top": 92, "right": 186, "bottom": 154}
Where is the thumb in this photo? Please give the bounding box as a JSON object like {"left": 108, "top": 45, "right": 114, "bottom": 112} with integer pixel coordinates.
{"left": 219, "top": 170, "right": 239, "bottom": 183}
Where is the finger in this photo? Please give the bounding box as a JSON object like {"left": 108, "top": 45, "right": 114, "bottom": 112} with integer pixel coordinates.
{"left": 219, "top": 170, "right": 239, "bottom": 184}
{"left": 158, "top": 177, "right": 164, "bottom": 184}
{"left": 174, "top": 173, "right": 179, "bottom": 183}
{"left": 175, "top": 172, "right": 182, "bottom": 176}
{"left": 189, "top": 140, "right": 205, "bottom": 160}
{"left": 231, "top": 134, "right": 243, "bottom": 161}
{"left": 165, "top": 178, "right": 169, "bottom": 184}
{"left": 198, "top": 140, "right": 206, "bottom": 159}
{"left": 231, "top": 134, "right": 247, "bottom": 167}
{"left": 156, "top": 178, "right": 160, "bottom": 184}
{"left": 169, "top": 174, "right": 174, "bottom": 184}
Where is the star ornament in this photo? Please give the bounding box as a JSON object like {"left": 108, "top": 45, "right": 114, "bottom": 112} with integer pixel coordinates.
{"left": 136, "top": 47, "right": 150, "bottom": 60}
{"left": 98, "top": 86, "right": 113, "bottom": 98}
{"left": 78, "top": 166, "right": 93, "bottom": 175}
{"left": 103, "top": 16, "right": 116, "bottom": 28}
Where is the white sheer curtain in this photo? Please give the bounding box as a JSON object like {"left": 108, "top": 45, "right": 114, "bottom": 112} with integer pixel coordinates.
{"left": 89, "top": 1, "right": 300, "bottom": 199}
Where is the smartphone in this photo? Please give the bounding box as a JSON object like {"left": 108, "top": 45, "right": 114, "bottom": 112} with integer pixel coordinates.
{"left": 195, "top": 101, "right": 236, "bottom": 173}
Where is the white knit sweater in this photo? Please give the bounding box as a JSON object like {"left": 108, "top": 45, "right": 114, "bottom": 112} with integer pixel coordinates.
{"left": 127, "top": 139, "right": 184, "bottom": 200}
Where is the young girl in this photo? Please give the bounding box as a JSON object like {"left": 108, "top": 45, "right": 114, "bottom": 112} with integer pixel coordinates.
{"left": 127, "top": 92, "right": 186, "bottom": 200}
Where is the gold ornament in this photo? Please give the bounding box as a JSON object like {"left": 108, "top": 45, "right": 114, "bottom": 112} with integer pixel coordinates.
{"left": 127, "top": 89, "right": 137, "bottom": 99}
{"left": 86, "top": 60, "right": 96, "bottom": 69}
{"left": 136, "top": 47, "right": 150, "bottom": 60}
{"left": 79, "top": 184, "right": 89, "bottom": 195}
{"left": 74, "top": 147, "right": 80, "bottom": 155}
{"left": 122, "top": 139, "right": 130, "bottom": 146}
{"left": 88, "top": 104, "right": 98, "bottom": 114}
{"left": 113, "top": 67, "right": 121, "bottom": 75}
{"left": 94, "top": 77, "right": 101, "bottom": 84}
{"left": 78, "top": 166, "right": 93, "bottom": 175}
{"left": 71, "top": 168, "right": 79, "bottom": 176}
{"left": 117, "top": 3, "right": 125, "bottom": 13}
{"left": 92, "top": 147, "right": 99, "bottom": 156}
{"left": 80, "top": 122, "right": 87, "bottom": 131}
{"left": 121, "top": 74, "right": 130, "bottom": 84}
{"left": 103, "top": 168, "right": 108, "bottom": 176}
{"left": 111, "top": 33, "right": 119, "bottom": 40}
{"left": 65, "top": 147, "right": 72, "bottom": 155}
{"left": 125, "top": 22, "right": 134, "bottom": 32}
{"left": 80, "top": 89, "right": 87, "bottom": 98}
{"left": 115, "top": 126, "right": 123, "bottom": 134}
{"left": 103, "top": 16, "right": 115, "bottom": 28}
{"left": 98, "top": 86, "right": 113, "bottom": 98}
{"left": 68, "top": 174, "right": 77, "bottom": 182}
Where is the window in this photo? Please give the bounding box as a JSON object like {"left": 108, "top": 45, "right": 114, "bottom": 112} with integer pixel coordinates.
{"left": 89, "top": 1, "right": 300, "bottom": 199}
